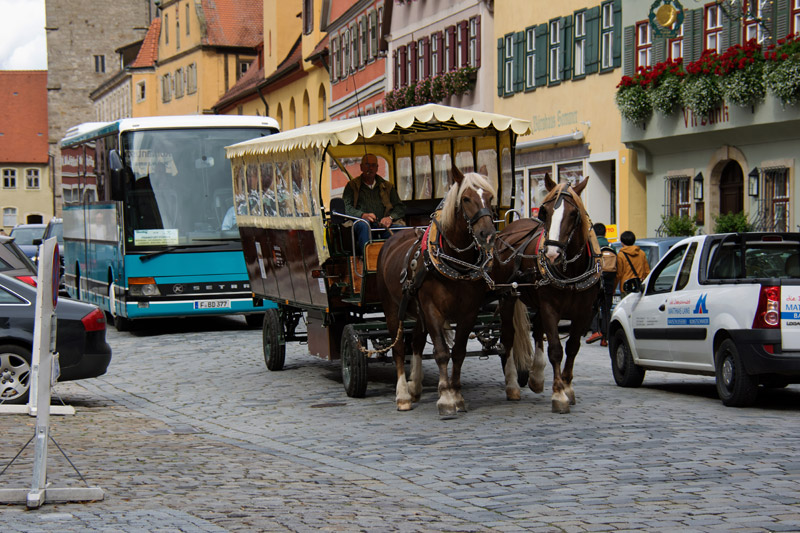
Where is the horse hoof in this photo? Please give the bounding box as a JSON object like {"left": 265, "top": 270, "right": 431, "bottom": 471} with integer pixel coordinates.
{"left": 396, "top": 400, "right": 413, "bottom": 411}
{"left": 552, "top": 400, "right": 570, "bottom": 414}
{"left": 506, "top": 389, "right": 521, "bottom": 401}
{"left": 529, "top": 379, "right": 544, "bottom": 394}
{"left": 439, "top": 413, "right": 459, "bottom": 420}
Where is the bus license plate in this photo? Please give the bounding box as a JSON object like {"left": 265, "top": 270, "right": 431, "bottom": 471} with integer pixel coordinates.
{"left": 194, "top": 300, "right": 231, "bottom": 309}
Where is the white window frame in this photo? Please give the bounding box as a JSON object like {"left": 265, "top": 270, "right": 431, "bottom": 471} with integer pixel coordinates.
{"left": 187, "top": 63, "right": 197, "bottom": 94}
{"left": 574, "top": 11, "right": 586, "bottom": 77}
{"left": 668, "top": 23, "right": 684, "bottom": 61}
{"left": 136, "top": 80, "right": 146, "bottom": 102}
{"left": 469, "top": 17, "right": 478, "bottom": 67}
{"left": 342, "top": 30, "right": 350, "bottom": 78}
{"left": 417, "top": 38, "right": 425, "bottom": 78}
{"left": 636, "top": 20, "right": 652, "bottom": 70}
{"left": 504, "top": 34, "right": 514, "bottom": 94}
{"left": 3, "top": 169, "right": 16, "bottom": 189}
{"left": 331, "top": 37, "right": 339, "bottom": 80}
{"left": 549, "top": 19, "right": 561, "bottom": 83}
{"left": 705, "top": 4, "right": 723, "bottom": 53}
{"left": 25, "top": 169, "right": 39, "bottom": 190}
{"left": 794, "top": 0, "right": 800, "bottom": 36}
{"left": 601, "top": 2, "right": 614, "bottom": 69}
{"left": 3, "top": 207, "right": 17, "bottom": 227}
{"left": 431, "top": 35, "right": 439, "bottom": 76}
{"left": 360, "top": 18, "right": 367, "bottom": 67}
{"left": 351, "top": 24, "right": 359, "bottom": 72}
{"left": 525, "top": 27, "right": 536, "bottom": 89}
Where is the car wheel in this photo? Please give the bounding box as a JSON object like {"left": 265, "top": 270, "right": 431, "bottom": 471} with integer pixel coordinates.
{"left": 0, "top": 345, "right": 32, "bottom": 405}
{"left": 715, "top": 338, "right": 758, "bottom": 407}
{"left": 263, "top": 308, "right": 285, "bottom": 371}
{"left": 245, "top": 313, "right": 264, "bottom": 329}
{"left": 610, "top": 329, "right": 645, "bottom": 387}
{"left": 341, "top": 324, "right": 367, "bottom": 398}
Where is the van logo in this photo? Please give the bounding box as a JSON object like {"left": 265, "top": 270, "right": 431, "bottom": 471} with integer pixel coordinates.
{"left": 694, "top": 294, "right": 708, "bottom": 314}
{"left": 172, "top": 284, "right": 184, "bottom": 294}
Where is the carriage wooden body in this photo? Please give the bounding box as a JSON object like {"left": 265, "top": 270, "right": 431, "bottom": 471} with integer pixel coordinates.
{"left": 225, "top": 104, "right": 531, "bottom": 396}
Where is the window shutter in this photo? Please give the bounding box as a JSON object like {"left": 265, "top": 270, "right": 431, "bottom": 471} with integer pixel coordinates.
{"left": 535, "top": 23, "right": 548, "bottom": 87}
{"left": 421, "top": 36, "right": 429, "bottom": 78}
{"left": 653, "top": 35, "right": 666, "bottom": 65}
{"left": 497, "top": 37, "right": 504, "bottom": 96}
{"left": 584, "top": 6, "right": 600, "bottom": 74}
{"left": 682, "top": 9, "right": 696, "bottom": 63}
{"left": 460, "top": 21, "right": 469, "bottom": 68}
{"left": 435, "top": 31, "right": 444, "bottom": 75}
{"left": 514, "top": 31, "right": 524, "bottom": 92}
{"left": 447, "top": 25, "right": 457, "bottom": 70}
{"left": 400, "top": 45, "right": 407, "bottom": 86}
{"left": 692, "top": 8, "right": 703, "bottom": 60}
{"left": 776, "top": 0, "right": 790, "bottom": 42}
{"left": 370, "top": 11, "right": 378, "bottom": 58}
{"left": 612, "top": 0, "right": 622, "bottom": 68}
{"left": 561, "top": 15, "right": 573, "bottom": 81}
{"left": 476, "top": 16, "right": 481, "bottom": 67}
{"left": 393, "top": 49, "right": 398, "bottom": 88}
{"left": 623, "top": 26, "right": 634, "bottom": 76}
{"left": 720, "top": 8, "right": 731, "bottom": 51}
{"left": 409, "top": 40, "right": 418, "bottom": 82}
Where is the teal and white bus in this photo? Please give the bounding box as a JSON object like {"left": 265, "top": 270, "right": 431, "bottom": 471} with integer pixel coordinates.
{"left": 60, "top": 115, "right": 279, "bottom": 330}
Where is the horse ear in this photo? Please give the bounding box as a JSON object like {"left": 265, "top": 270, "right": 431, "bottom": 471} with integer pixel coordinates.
{"left": 572, "top": 176, "right": 589, "bottom": 196}
{"left": 544, "top": 172, "right": 556, "bottom": 191}
{"left": 452, "top": 165, "right": 465, "bottom": 186}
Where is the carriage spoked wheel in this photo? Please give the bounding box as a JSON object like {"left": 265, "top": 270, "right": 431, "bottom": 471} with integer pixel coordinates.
{"left": 262, "top": 308, "right": 286, "bottom": 371}
{"left": 341, "top": 324, "right": 368, "bottom": 398}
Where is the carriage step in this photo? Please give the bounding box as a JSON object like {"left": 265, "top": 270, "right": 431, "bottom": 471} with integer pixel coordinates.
{"left": 342, "top": 297, "right": 362, "bottom": 304}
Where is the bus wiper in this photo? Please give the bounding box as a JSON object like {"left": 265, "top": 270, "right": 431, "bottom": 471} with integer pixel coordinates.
{"left": 139, "top": 243, "right": 221, "bottom": 262}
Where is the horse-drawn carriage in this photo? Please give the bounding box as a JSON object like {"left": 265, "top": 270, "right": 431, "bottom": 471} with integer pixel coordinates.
{"left": 226, "top": 104, "right": 601, "bottom": 415}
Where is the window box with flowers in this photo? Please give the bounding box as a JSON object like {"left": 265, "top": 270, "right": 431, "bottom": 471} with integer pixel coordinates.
{"left": 617, "top": 34, "right": 800, "bottom": 124}
{"left": 386, "top": 66, "right": 477, "bottom": 111}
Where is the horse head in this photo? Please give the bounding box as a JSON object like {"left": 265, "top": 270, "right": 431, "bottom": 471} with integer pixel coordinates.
{"left": 447, "top": 165, "right": 496, "bottom": 253}
{"left": 538, "top": 174, "right": 590, "bottom": 266}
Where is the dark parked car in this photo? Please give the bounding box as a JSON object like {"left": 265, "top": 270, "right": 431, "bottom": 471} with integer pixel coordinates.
{"left": 0, "top": 273, "right": 112, "bottom": 405}
{"left": 9, "top": 223, "right": 47, "bottom": 260}
{"left": 0, "top": 235, "right": 37, "bottom": 288}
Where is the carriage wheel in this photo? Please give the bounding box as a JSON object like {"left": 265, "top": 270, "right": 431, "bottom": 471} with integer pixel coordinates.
{"left": 341, "top": 324, "right": 368, "bottom": 398}
{"left": 263, "top": 308, "right": 286, "bottom": 371}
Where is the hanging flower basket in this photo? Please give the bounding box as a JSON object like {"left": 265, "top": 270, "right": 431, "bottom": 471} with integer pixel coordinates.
{"left": 718, "top": 40, "right": 766, "bottom": 108}
{"left": 615, "top": 83, "right": 652, "bottom": 124}
{"left": 650, "top": 74, "right": 683, "bottom": 116}
{"left": 681, "top": 75, "right": 723, "bottom": 118}
{"left": 765, "top": 60, "right": 800, "bottom": 106}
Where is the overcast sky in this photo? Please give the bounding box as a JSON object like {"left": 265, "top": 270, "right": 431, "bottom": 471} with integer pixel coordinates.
{"left": 0, "top": 0, "right": 47, "bottom": 70}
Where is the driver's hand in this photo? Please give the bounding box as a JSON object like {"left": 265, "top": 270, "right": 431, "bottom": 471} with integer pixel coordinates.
{"left": 362, "top": 213, "right": 377, "bottom": 223}
{"left": 380, "top": 216, "right": 393, "bottom": 229}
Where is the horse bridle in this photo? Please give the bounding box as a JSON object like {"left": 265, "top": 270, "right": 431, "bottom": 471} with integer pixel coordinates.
{"left": 539, "top": 189, "right": 582, "bottom": 267}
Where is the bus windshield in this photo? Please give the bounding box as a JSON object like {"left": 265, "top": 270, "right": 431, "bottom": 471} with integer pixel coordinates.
{"left": 120, "top": 127, "right": 271, "bottom": 250}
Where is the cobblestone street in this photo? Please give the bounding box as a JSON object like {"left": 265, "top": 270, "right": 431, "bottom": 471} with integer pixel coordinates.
{"left": 3, "top": 315, "right": 800, "bottom": 532}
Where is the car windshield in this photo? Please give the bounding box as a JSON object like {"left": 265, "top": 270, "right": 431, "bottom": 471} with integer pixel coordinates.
{"left": 9, "top": 227, "right": 45, "bottom": 245}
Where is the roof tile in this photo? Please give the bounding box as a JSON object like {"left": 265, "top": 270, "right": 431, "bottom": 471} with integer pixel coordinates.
{"left": 130, "top": 17, "right": 161, "bottom": 68}
{"left": 202, "top": 0, "right": 263, "bottom": 48}
{"left": 0, "top": 71, "right": 48, "bottom": 164}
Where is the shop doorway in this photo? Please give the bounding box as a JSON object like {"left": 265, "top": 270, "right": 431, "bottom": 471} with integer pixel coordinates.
{"left": 719, "top": 160, "right": 744, "bottom": 214}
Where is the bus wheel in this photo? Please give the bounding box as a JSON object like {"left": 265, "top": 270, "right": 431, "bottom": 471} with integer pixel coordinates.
{"left": 263, "top": 308, "right": 285, "bottom": 371}
{"left": 114, "top": 315, "right": 132, "bottom": 332}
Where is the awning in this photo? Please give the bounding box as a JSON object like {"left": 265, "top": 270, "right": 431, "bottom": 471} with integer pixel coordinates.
{"left": 225, "top": 103, "right": 531, "bottom": 158}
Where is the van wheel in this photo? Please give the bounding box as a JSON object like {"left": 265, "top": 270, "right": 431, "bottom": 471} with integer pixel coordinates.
{"left": 610, "top": 329, "right": 645, "bottom": 387}
{"left": 0, "top": 345, "right": 32, "bottom": 404}
{"left": 715, "top": 339, "right": 758, "bottom": 407}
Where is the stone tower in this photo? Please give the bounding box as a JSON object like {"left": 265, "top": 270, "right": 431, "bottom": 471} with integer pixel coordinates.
{"left": 45, "top": 0, "right": 156, "bottom": 214}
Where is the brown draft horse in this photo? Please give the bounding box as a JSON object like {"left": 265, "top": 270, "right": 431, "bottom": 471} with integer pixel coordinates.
{"left": 377, "top": 167, "right": 504, "bottom": 417}
{"left": 492, "top": 175, "right": 601, "bottom": 413}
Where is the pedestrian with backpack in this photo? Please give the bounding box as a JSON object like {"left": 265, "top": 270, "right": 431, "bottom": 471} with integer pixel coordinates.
{"left": 586, "top": 223, "right": 616, "bottom": 346}
{"left": 615, "top": 230, "right": 650, "bottom": 296}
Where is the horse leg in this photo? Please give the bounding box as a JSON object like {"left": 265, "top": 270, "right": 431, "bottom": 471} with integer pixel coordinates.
{"left": 386, "top": 313, "right": 413, "bottom": 411}
{"left": 429, "top": 324, "right": 457, "bottom": 418}
{"left": 449, "top": 321, "right": 475, "bottom": 412}
{"left": 407, "top": 321, "right": 426, "bottom": 402}
{"left": 562, "top": 319, "right": 589, "bottom": 406}
{"left": 529, "top": 311, "right": 546, "bottom": 394}
{"left": 542, "top": 316, "right": 570, "bottom": 414}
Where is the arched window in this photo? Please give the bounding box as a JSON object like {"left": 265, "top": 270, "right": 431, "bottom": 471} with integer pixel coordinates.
{"left": 317, "top": 85, "right": 327, "bottom": 122}
{"left": 302, "top": 90, "right": 310, "bottom": 126}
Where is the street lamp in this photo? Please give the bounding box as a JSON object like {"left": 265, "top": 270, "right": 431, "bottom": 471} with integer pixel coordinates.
{"left": 748, "top": 167, "right": 759, "bottom": 197}
{"left": 693, "top": 172, "right": 704, "bottom": 201}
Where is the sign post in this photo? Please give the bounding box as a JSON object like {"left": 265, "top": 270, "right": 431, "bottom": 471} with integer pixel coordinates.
{"left": 0, "top": 237, "right": 103, "bottom": 507}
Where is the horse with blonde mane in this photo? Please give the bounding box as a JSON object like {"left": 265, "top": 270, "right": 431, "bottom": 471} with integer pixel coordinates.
{"left": 377, "top": 166, "right": 515, "bottom": 418}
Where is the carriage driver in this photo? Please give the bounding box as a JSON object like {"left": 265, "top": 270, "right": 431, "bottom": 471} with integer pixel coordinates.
{"left": 342, "top": 153, "right": 406, "bottom": 255}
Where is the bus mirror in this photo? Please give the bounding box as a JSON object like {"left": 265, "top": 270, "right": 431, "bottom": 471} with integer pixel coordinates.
{"left": 109, "top": 150, "right": 125, "bottom": 201}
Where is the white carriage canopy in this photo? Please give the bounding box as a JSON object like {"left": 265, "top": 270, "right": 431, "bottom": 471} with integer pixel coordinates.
{"left": 225, "top": 104, "right": 532, "bottom": 264}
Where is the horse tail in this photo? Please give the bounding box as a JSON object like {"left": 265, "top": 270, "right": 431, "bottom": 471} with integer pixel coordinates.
{"left": 512, "top": 299, "right": 533, "bottom": 373}
{"left": 443, "top": 322, "right": 455, "bottom": 349}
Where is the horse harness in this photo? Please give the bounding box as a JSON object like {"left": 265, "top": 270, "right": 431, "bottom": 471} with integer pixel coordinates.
{"left": 396, "top": 205, "right": 495, "bottom": 322}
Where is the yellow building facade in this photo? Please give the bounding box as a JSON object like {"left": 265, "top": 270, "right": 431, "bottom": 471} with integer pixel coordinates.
{"left": 494, "top": 0, "right": 646, "bottom": 239}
